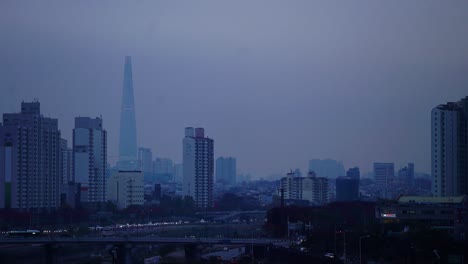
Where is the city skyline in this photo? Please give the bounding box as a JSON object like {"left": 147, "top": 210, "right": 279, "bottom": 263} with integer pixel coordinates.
{"left": 1, "top": 1, "right": 468, "bottom": 177}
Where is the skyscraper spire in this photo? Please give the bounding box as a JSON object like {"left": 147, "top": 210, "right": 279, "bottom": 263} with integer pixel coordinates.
{"left": 118, "top": 56, "right": 138, "bottom": 169}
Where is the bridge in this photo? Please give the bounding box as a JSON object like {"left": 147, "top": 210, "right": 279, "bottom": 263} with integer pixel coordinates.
{"left": 0, "top": 236, "right": 290, "bottom": 246}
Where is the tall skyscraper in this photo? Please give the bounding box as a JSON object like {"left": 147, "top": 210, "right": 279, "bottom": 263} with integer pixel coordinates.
{"left": 374, "top": 163, "right": 395, "bottom": 189}
{"left": 183, "top": 127, "right": 214, "bottom": 208}
{"left": 308, "top": 159, "right": 345, "bottom": 178}
{"left": 118, "top": 56, "right": 138, "bottom": 170}
{"left": 0, "top": 102, "right": 60, "bottom": 210}
{"left": 216, "top": 157, "right": 237, "bottom": 185}
{"left": 432, "top": 97, "right": 468, "bottom": 197}
{"left": 73, "top": 117, "right": 107, "bottom": 203}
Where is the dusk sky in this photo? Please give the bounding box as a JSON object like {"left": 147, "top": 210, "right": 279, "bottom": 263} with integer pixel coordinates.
{"left": 1, "top": 1, "right": 467, "bottom": 178}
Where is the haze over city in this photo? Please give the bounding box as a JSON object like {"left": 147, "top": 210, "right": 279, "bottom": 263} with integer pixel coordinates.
{"left": 1, "top": 1, "right": 468, "bottom": 177}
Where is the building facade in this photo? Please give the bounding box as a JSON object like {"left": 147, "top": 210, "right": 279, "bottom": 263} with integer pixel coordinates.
{"left": 432, "top": 97, "right": 468, "bottom": 197}
{"left": 107, "top": 171, "right": 144, "bottom": 209}
{"left": 280, "top": 172, "right": 303, "bottom": 200}
{"left": 397, "top": 163, "right": 415, "bottom": 187}
{"left": 0, "top": 102, "right": 60, "bottom": 211}
{"left": 183, "top": 127, "right": 214, "bottom": 208}
{"left": 336, "top": 176, "right": 359, "bottom": 202}
{"left": 374, "top": 163, "right": 395, "bottom": 189}
{"left": 280, "top": 171, "right": 329, "bottom": 204}
{"left": 216, "top": 157, "right": 237, "bottom": 185}
{"left": 73, "top": 117, "right": 107, "bottom": 203}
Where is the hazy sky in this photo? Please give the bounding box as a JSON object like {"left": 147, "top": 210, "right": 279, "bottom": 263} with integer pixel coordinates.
{"left": 1, "top": 1, "right": 467, "bottom": 177}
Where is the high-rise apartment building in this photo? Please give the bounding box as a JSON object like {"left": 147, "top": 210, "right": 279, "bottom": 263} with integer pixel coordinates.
{"left": 0, "top": 102, "right": 60, "bottom": 211}
{"left": 183, "top": 127, "right": 214, "bottom": 208}
{"left": 216, "top": 157, "right": 237, "bottom": 185}
{"left": 374, "top": 163, "right": 395, "bottom": 189}
{"left": 432, "top": 97, "right": 468, "bottom": 197}
{"left": 60, "top": 139, "right": 72, "bottom": 185}
{"left": 118, "top": 56, "right": 138, "bottom": 170}
{"left": 73, "top": 117, "right": 107, "bottom": 203}
{"left": 280, "top": 171, "right": 329, "bottom": 204}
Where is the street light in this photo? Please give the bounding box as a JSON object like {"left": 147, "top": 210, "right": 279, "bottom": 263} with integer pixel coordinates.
{"left": 359, "top": 235, "right": 371, "bottom": 264}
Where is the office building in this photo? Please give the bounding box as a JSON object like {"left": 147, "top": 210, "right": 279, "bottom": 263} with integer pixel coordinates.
{"left": 118, "top": 56, "right": 138, "bottom": 170}
{"left": 336, "top": 176, "right": 359, "bottom": 201}
{"left": 374, "top": 163, "right": 395, "bottom": 189}
{"left": 432, "top": 97, "right": 468, "bottom": 197}
{"left": 183, "top": 127, "right": 214, "bottom": 208}
{"left": 138, "top": 147, "right": 153, "bottom": 182}
{"left": 107, "top": 171, "right": 144, "bottom": 209}
{"left": 0, "top": 102, "right": 60, "bottom": 210}
{"left": 216, "top": 157, "right": 237, "bottom": 185}
{"left": 308, "top": 159, "right": 345, "bottom": 178}
{"left": 73, "top": 117, "right": 107, "bottom": 203}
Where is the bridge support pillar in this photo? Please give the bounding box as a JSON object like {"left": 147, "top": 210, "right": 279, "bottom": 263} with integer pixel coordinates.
{"left": 44, "top": 244, "right": 59, "bottom": 264}
{"left": 116, "top": 244, "right": 133, "bottom": 264}
{"left": 184, "top": 244, "right": 201, "bottom": 264}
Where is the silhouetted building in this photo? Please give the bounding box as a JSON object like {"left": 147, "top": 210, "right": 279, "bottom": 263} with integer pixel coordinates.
{"left": 73, "top": 117, "right": 107, "bottom": 203}
{"left": 154, "top": 184, "right": 162, "bottom": 200}
{"left": 346, "top": 167, "right": 360, "bottom": 180}
{"left": 183, "top": 127, "right": 214, "bottom": 208}
{"left": 398, "top": 163, "right": 414, "bottom": 187}
{"left": 216, "top": 157, "right": 237, "bottom": 185}
{"left": 0, "top": 102, "right": 61, "bottom": 210}
{"left": 336, "top": 176, "right": 359, "bottom": 201}
{"left": 118, "top": 56, "right": 138, "bottom": 170}
{"left": 432, "top": 97, "right": 468, "bottom": 197}
{"left": 308, "top": 159, "right": 345, "bottom": 178}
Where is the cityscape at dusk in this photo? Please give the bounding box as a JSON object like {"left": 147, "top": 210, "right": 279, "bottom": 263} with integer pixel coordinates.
{"left": 0, "top": 1, "right": 468, "bottom": 264}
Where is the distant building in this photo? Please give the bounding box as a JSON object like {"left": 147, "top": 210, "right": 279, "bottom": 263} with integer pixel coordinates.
{"left": 173, "top": 163, "right": 183, "bottom": 184}
{"left": 138, "top": 148, "right": 153, "bottom": 173}
{"left": 397, "top": 163, "right": 414, "bottom": 187}
{"left": 183, "top": 127, "right": 214, "bottom": 208}
{"left": 216, "top": 157, "right": 237, "bottom": 185}
{"left": 60, "top": 139, "right": 73, "bottom": 185}
{"left": 346, "top": 167, "right": 360, "bottom": 180}
{"left": 374, "top": 163, "right": 395, "bottom": 189}
{"left": 302, "top": 172, "right": 329, "bottom": 204}
{"left": 107, "top": 171, "right": 144, "bottom": 209}
{"left": 336, "top": 176, "right": 359, "bottom": 201}
{"left": 432, "top": 97, "right": 468, "bottom": 197}
{"left": 308, "top": 159, "right": 345, "bottom": 178}
{"left": 0, "top": 102, "right": 61, "bottom": 210}
{"left": 280, "top": 172, "right": 303, "bottom": 200}
{"left": 280, "top": 171, "right": 329, "bottom": 205}
{"left": 118, "top": 56, "right": 138, "bottom": 170}
{"left": 153, "top": 158, "right": 174, "bottom": 183}
{"left": 73, "top": 117, "right": 107, "bottom": 203}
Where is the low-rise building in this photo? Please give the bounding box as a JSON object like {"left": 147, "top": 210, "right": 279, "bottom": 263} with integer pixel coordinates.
{"left": 378, "top": 195, "right": 468, "bottom": 240}
{"left": 107, "top": 171, "right": 144, "bottom": 209}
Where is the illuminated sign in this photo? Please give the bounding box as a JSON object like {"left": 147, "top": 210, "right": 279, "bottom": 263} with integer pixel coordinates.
{"left": 381, "top": 213, "right": 396, "bottom": 218}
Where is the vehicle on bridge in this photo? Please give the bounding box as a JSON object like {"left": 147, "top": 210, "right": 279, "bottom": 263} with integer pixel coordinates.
{"left": 6, "top": 230, "right": 42, "bottom": 237}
